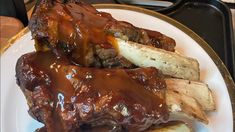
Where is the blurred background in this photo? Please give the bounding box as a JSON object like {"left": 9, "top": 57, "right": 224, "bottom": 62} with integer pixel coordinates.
{"left": 0, "top": 0, "right": 234, "bottom": 79}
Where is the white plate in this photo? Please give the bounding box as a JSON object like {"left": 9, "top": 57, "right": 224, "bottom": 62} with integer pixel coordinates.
{"left": 1, "top": 5, "right": 234, "bottom": 132}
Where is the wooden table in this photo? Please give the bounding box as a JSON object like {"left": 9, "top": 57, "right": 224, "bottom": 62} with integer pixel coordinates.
{"left": 0, "top": 16, "right": 24, "bottom": 49}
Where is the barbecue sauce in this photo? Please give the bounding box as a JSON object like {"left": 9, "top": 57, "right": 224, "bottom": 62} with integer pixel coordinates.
{"left": 40, "top": 2, "right": 116, "bottom": 66}
{"left": 19, "top": 51, "right": 169, "bottom": 131}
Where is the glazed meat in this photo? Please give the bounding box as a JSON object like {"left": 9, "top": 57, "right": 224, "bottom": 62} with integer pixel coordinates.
{"left": 16, "top": 51, "right": 169, "bottom": 132}
{"left": 29, "top": 0, "right": 175, "bottom": 67}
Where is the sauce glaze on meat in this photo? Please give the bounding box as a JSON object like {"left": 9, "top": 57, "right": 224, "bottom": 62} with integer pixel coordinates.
{"left": 16, "top": 51, "right": 169, "bottom": 132}
{"left": 29, "top": 0, "right": 175, "bottom": 67}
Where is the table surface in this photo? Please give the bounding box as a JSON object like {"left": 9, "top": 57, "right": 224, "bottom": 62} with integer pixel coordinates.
{"left": 0, "top": 16, "right": 24, "bottom": 48}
